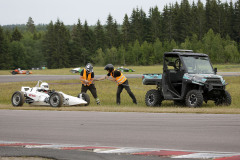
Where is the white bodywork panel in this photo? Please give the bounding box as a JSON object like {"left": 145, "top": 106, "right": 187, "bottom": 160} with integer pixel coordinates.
{"left": 21, "top": 85, "right": 87, "bottom": 106}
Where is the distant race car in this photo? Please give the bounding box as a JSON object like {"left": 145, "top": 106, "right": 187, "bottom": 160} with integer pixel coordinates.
{"left": 117, "top": 67, "right": 135, "bottom": 72}
{"left": 11, "top": 80, "right": 90, "bottom": 107}
{"left": 69, "top": 67, "right": 82, "bottom": 73}
{"left": 11, "top": 68, "right": 32, "bottom": 75}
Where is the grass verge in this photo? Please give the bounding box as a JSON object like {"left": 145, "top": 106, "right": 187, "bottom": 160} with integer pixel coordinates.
{"left": 0, "top": 76, "right": 240, "bottom": 114}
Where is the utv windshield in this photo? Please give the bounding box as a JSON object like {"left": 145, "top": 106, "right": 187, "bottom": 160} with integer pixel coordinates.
{"left": 181, "top": 56, "right": 214, "bottom": 74}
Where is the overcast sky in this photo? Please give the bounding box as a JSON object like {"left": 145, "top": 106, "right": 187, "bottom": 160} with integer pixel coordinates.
{"left": 0, "top": 0, "right": 236, "bottom": 26}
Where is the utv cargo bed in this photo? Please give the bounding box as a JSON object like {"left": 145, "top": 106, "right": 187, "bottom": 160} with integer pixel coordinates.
{"left": 142, "top": 74, "right": 162, "bottom": 85}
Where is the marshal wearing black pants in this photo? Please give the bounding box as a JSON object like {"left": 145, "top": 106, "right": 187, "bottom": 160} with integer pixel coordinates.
{"left": 116, "top": 80, "right": 137, "bottom": 105}
{"left": 81, "top": 84, "right": 98, "bottom": 99}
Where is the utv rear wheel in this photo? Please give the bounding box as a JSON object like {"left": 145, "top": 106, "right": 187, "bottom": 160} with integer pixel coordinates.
{"left": 11, "top": 91, "right": 25, "bottom": 106}
{"left": 185, "top": 90, "right": 203, "bottom": 107}
{"left": 78, "top": 92, "right": 90, "bottom": 106}
{"left": 145, "top": 89, "right": 162, "bottom": 107}
{"left": 49, "top": 92, "right": 63, "bottom": 107}
{"left": 214, "top": 90, "right": 231, "bottom": 106}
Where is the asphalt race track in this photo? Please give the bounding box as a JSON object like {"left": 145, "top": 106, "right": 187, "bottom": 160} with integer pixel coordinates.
{"left": 0, "top": 74, "right": 141, "bottom": 83}
{"left": 1, "top": 110, "right": 240, "bottom": 153}
{"left": 0, "top": 72, "right": 240, "bottom": 83}
{"left": 0, "top": 110, "right": 240, "bottom": 160}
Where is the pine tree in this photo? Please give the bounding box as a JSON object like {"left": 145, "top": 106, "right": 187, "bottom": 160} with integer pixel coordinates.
{"left": 129, "top": 8, "right": 149, "bottom": 44}
{"left": 21, "top": 32, "right": 44, "bottom": 69}
{"left": 175, "top": 0, "right": 192, "bottom": 42}
{"left": 122, "top": 14, "right": 131, "bottom": 48}
{"left": 105, "top": 14, "right": 114, "bottom": 48}
{"left": 71, "top": 19, "right": 84, "bottom": 66}
{"left": 82, "top": 20, "right": 95, "bottom": 60}
{"left": 192, "top": 0, "right": 206, "bottom": 40}
{"left": 0, "top": 27, "right": 12, "bottom": 69}
{"left": 11, "top": 27, "right": 23, "bottom": 41}
{"left": 72, "top": 19, "right": 84, "bottom": 48}
{"left": 94, "top": 19, "right": 106, "bottom": 50}
{"left": 42, "top": 20, "right": 70, "bottom": 68}
{"left": 42, "top": 21, "right": 55, "bottom": 68}
{"left": 226, "top": 1, "right": 235, "bottom": 39}
{"left": 105, "top": 14, "right": 120, "bottom": 48}
{"left": 162, "top": 4, "right": 176, "bottom": 41}
{"left": 233, "top": 0, "right": 240, "bottom": 43}
{"left": 26, "top": 17, "right": 36, "bottom": 33}
{"left": 217, "top": 1, "right": 226, "bottom": 36}
{"left": 10, "top": 41, "right": 27, "bottom": 69}
{"left": 53, "top": 19, "right": 70, "bottom": 68}
{"left": 206, "top": 0, "right": 219, "bottom": 33}
{"left": 148, "top": 6, "right": 162, "bottom": 42}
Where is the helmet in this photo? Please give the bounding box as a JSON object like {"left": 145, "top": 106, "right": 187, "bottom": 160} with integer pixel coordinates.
{"left": 104, "top": 64, "right": 114, "bottom": 72}
{"left": 40, "top": 82, "right": 49, "bottom": 90}
{"left": 85, "top": 63, "right": 93, "bottom": 73}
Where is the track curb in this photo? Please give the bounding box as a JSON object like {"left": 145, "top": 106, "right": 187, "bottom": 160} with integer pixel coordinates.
{"left": 1, "top": 141, "right": 240, "bottom": 159}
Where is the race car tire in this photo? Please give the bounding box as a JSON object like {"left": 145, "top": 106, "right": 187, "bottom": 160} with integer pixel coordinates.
{"left": 11, "top": 91, "right": 25, "bottom": 107}
{"left": 12, "top": 71, "right": 16, "bottom": 75}
{"left": 49, "top": 92, "right": 63, "bottom": 107}
{"left": 78, "top": 92, "right": 90, "bottom": 106}
{"left": 26, "top": 71, "right": 30, "bottom": 75}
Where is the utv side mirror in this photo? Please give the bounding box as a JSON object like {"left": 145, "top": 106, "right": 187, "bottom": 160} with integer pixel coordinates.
{"left": 214, "top": 68, "right": 217, "bottom": 74}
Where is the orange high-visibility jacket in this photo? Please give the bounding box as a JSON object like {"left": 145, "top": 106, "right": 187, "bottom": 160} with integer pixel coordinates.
{"left": 110, "top": 70, "right": 127, "bottom": 85}
{"left": 81, "top": 69, "right": 92, "bottom": 86}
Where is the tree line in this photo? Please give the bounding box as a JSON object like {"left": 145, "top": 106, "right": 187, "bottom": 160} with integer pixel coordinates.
{"left": 0, "top": 0, "right": 240, "bottom": 69}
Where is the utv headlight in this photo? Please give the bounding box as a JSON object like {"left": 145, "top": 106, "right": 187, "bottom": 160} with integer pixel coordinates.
{"left": 192, "top": 76, "right": 207, "bottom": 83}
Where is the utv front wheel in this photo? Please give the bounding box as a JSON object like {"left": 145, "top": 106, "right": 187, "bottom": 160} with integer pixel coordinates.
{"left": 145, "top": 89, "right": 162, "bottom": 107}
{"left": 49, "top": 92, "right": 63, "bottom": 107}
{"left": 214, "top": 90, "right": 231, "bottom": 106}
{"left": 185, "top": 90, "right": 203, "bottom": 107}
{"left": 11, "top": 91, "right": 25, "bottom": 106}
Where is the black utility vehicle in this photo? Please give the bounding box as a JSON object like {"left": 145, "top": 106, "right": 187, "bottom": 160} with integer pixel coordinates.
{"left": 142, "top": 49, "right": 231, "bottom": 107}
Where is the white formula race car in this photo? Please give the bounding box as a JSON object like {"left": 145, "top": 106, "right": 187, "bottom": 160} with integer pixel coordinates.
{"left": 11, "top": 80, "right": 90, "bottom": 107}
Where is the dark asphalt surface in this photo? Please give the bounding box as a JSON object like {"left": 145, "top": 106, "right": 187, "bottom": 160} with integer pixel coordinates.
{"left": 0, "top": 110, "right": 240, "bottom": 152}
{"left": 0, "top": 74, "right": 141, "bottom": 83}
{"left": 0, "top": 146, "right": 175, "bottom": 160}
{"left": 0, "top": 72, "right": 240, "bottom": 83}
